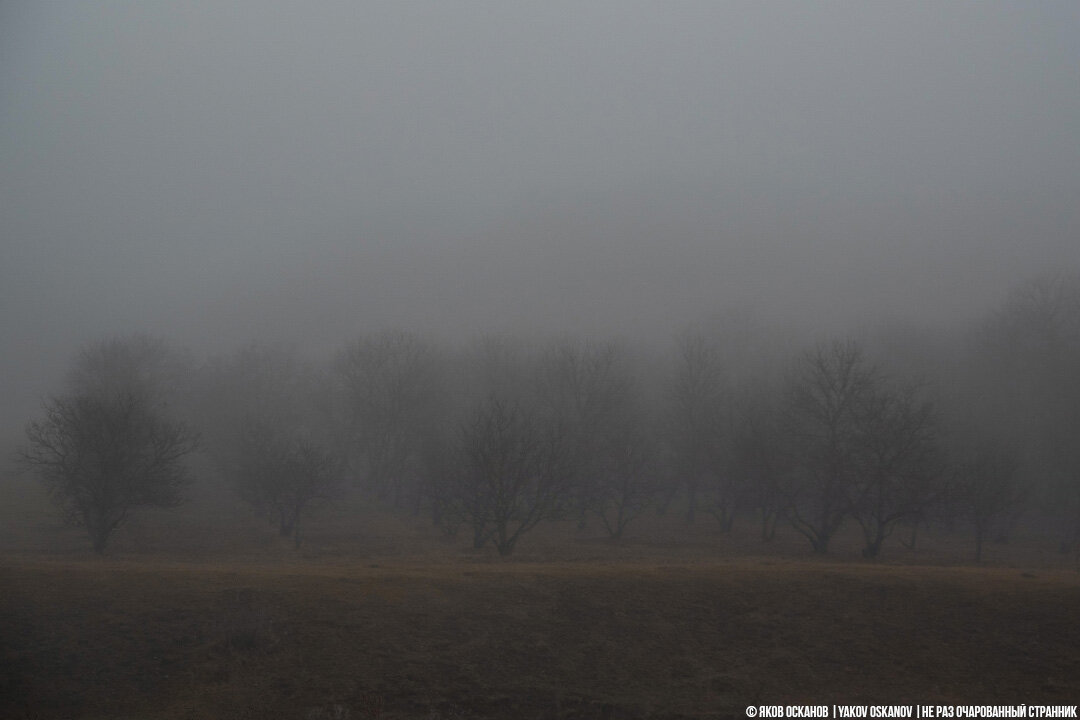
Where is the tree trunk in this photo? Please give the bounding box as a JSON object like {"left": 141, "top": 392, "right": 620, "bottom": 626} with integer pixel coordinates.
{"left": 860, "top": 521, "right": 887, "bottom": 559}
{"left": 471, "top": 521, "right": 487, "bottom": 549}
{"left": 900, "top": 523, "right": 919, "bottom": 550}
{"left": 761, "top": 510, "right": 778, "bottom": 542}
{"left": 279, "top": 510, "right": 295, "bottom": 537}
{"left": 656, "top": 485, "right": 674, "bottom": 516}
{"left": 861, "top": 535, "right": 884, "bottom": 559}
{"left": 716, "top": 504, "right": 735, "bottom": 534}
{"left": 89, "top": 511, "right": 114, "bottom": 554}
{"left": 91, "top": 528, "right": 109, "bottom": 555}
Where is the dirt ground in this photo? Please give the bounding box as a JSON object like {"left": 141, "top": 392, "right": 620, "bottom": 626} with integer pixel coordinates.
{"left": 2, "top": 478, "right": 1079, "bottom": 719}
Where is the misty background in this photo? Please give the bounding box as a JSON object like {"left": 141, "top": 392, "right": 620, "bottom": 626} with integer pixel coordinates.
{"left": 3, "top": 1, "right": 1079, "bottom": 446}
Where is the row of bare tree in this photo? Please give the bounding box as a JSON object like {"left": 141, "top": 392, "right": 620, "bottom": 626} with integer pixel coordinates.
{"left": 18, "top": 274, "right": 1080, "bottom": 558}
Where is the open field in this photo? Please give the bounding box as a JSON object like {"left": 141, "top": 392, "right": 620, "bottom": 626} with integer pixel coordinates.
{"left": 2, "top": 479, "right": 1080, "bottom": 719}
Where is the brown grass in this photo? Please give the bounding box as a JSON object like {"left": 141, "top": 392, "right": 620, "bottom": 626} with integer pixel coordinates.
{"left": 2, "top": 478, "right": 1079, "bottom": 718}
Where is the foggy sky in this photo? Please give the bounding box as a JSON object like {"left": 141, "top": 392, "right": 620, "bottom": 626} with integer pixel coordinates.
{"left": 2, "top": 1, "right": 1080, "bottom": 441}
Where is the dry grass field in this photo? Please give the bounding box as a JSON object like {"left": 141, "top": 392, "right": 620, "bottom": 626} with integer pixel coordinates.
{"left": 2, "top": 478, "right": 1079, "bottom": 719}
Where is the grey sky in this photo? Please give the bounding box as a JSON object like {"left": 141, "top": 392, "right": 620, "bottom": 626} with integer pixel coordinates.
{"left": 2, "top": 1, "right": 1079, "bottom": 437}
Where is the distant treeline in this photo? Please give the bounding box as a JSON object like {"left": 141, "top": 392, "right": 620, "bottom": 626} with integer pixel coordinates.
{"left": 17, "top": 273, "right": 1080, "bottom": 558}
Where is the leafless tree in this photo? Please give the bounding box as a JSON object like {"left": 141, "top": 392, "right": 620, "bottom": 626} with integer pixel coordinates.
{"left": 336, "top": 330, "right": 444, "bottom": 511}
{"left": 952, "top": 442, "right": 1026, "bottom": 562}
{"left": 667, "top": 330, "right": 727, "bottom": 525}
{"left": 67, "top": 333, "right": 190, "bottom": 402}
{"left": 449, "top": 396, "right": 569, "bottom": 555}
{"left": 590, "top": 423, "right": 659, "bottom": 539}
{"left": 19, "top": 335, "right": 198, "bottom": 554}
{"left": 463, "top": 332, "right": 534, "bottom": 404}
{"left": 535, "top": 338, "right": 637, "bottom": 527}
{"left": 783, "top": 340, "right": 876, "bottom": 553}
{"left": 726, "top": 385, "right": 790, "bottom": 542}
{"left": 192, "top": 342, "right": 323, "bottom": 467}
{"left": 848, "top": 380, "right": 943, "bottom": 558}
{"left": 975, "top": 273, "right": 1080, "bottom": 552}
{"left": 20, "top": 390, "right": 197, "bottom": 553}
{"left": 429, "top": 333, "right": 534, "bottom": 536}
{"left": 191, "top": 343, "right": 343, "bottom": 542}
{"left": 234, "top": 423, "right": 342, "bottom": 548}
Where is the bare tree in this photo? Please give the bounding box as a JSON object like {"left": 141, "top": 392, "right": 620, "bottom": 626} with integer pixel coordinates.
{"left": 193, "top": 342, "right": 323, "bottom": 466}
{"left": 191, "top": 342, "right": 343, "bottom": 544}
{"left": 590, "top": 423, "right": 659, "bottom": 539}
{"left": 848, "top": 381, "right": 943, "bottom": 558}
{"left": 234, "top": 423, "right": 342, "bottom": 549}
{"left": 67, "top": 333, "right": 189, "bottom": 401}
{"left": 464, "top": 332, "right": 534, "bottom": 402}
{"left": 953, "top": 443, "right": 1025, "bottom": 562}
{"left": 20, "top": 390, "right": 197, "bottom": 553}
{"left": 975, "top": 273, "right": 1080, "bottom": 552}
{"left": 335, "top": 330, "right": 444, "bottom": 511}
{"left": 535, "top": 338, "right": 636, "bottom": 528}
{"left": 726, "top": 385, "right": 790, "bottom": 542}
{"left": 667, "top": 330, "right": 727, "bottom": 525}
{"left": 783, "top": 340, "right": 876, "bottom": 554}
{"left": 19, "top": 335, "right": 198, "bottom": 554}
{"left": 429, "top": 333, "right": 534, "bottom": 537}
{"left": 449, "top": 396, "right": 569, "bottom": 556}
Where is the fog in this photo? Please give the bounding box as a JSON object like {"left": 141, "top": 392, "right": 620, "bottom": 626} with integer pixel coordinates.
{"left": 3, "top": 1, "right": 1080, "bottom": 442}
{"left": 6, "top": 9, "right": 1080, "bottom": 714}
